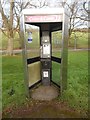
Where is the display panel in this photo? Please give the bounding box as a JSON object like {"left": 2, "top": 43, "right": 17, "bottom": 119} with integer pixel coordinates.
{"left": 51, "top": 30, "right": 62, "bottom": 87}
{"left": 52, "top": 30, "right": 62, "bottom": 57}
{"left": 25, "top": 24, "right": 40, "bottom": 58}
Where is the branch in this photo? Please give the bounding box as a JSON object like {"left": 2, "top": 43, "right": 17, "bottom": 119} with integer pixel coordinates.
{"left": 13, "top": 6, "right": 19, "bottom": 30}
{"left": 75, "top": 16, "right": 90, "bottom": 21}
{"left": 83, "top": 2, "right": 90, "bottom": 14}
{"left": 23, "top": 2, "right": 30, "bottom": 9}
{"left": 0, "top": 1, "right": 10, "bottom": 29}
{"left": 0, "top": 28, "right": 9, "bottom": 38}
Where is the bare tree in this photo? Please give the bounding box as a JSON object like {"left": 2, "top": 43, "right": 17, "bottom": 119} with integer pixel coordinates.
{"left": 63, "top": 0, "right": 88, "bottom": 36}
{"left": 0, "top": 0, "right": 31, "bottom": 55}
{"left": 0, "top": 0, "right": 49, "bottom": 55}
{"left": 1, "top": 0, "right": 88, "bottom": 54}
{"left": 0, "top": 0, "right": 14, "bottom": 55}
{"left": 60, "top": 0, "right": 88, "bottom": 47}
{"left": 30, "top": 0, "right": 48, "bottom": 8}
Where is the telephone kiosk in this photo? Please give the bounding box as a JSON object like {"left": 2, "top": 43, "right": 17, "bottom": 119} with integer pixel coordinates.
{"left": 20, "top": 8, "right": 69, "bottom": 98}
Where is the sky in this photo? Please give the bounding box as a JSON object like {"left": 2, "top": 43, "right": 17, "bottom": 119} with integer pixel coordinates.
{"left": 0, "top": 0, "right": 89, "bottom": 28}
{"left": 0, "top": 0, "right": 71, "bottom": 4}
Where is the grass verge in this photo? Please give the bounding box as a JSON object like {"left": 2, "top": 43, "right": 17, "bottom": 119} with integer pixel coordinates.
{"left": 2, "top": 51, "right": 88, "bottom": 112}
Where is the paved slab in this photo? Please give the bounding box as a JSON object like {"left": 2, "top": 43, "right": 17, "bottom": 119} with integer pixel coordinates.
{"left": 31, "top": 85, "right": 59, "bottom": 100}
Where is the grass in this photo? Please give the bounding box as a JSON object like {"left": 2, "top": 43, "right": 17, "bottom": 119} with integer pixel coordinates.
{"left": 52, "top": 51, "right": 88, "bottom": 110}
{"left": 62, "top": 51, "right": 88, "bottom": 110}
{"left": 2, "top": 51, "right": 88, "bottom": 112}
{"left": 2, "top": 55, "right": 26, "bottom": 109}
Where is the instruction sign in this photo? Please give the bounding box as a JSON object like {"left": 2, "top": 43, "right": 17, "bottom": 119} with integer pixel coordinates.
{"left": 43, "top": 44, "right": 50, "bottom": 55}
{"left": 43, "top": 71, "right": 48, "bottom": 77}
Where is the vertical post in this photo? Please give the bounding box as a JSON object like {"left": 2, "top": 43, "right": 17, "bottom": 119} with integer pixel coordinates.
{"left": 88, "top": 1, "right": 90, "bottom": 118}
{"left": 83, "top": 2, "right": 90, "bottom": 118}
{"left": 20, "top": 15, "right": 30, "bottom": 98}
{"left": 88, "top": 1, "right": 90, "bottom": 48}
{"left": 60, "top": 11, "right": 69, "bottom": 94}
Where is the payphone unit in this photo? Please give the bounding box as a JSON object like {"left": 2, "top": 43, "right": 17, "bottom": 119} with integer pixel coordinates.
{"left": 40, "top": 26, "right": 51, "bottom": 86}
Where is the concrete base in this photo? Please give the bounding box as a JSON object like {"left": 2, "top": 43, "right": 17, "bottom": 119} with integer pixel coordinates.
{"left": 31, "top": 85, "right": 59, "bottom": 100}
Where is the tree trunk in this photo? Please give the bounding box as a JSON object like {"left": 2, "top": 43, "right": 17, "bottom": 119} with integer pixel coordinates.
{"left": 6, "top": 1, "right": 14, "bottom": 56}
{"left": 7, "top": 37, "right": 14, "bottom": 56}
{"left": 68, "top": 30, "right": 71, "bottom": 46}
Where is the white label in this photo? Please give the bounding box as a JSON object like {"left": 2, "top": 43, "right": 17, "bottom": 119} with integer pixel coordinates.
{"left": 43, "top": 44, "right": 50, "bottom": 55}
{"left": 43, "top": 71, "right": 48, "bottom": 77}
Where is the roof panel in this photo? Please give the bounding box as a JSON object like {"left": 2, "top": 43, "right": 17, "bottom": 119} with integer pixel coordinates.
{"left": 22, "top": 8, "right": 64, "bottom": 15}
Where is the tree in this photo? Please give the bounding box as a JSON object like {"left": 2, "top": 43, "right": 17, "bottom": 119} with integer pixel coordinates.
{"left": 60, "top": 0, "right": 89, "bottom": 47}
{"left": 63, "top": 0, "right": 88, "bottom": 36}
{"left": 0, "top": 0, "right": 14, "bottom": 55}
{"left": 1, "top": 0, "right": 88, "bottom": 54}
{"left": 0, "top": 0, "right": 32, "bottom": 55}
{"left": 0, "top": 0, "right": 49, "bottom": 55}
{"left": 0, "top": 0, "right": 33, "bottom": 55}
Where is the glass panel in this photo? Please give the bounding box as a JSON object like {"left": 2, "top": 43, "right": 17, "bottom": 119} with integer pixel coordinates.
{"left": 52, "top": 30, "right": 62, "bottom": 57}
{"left": 28, "top": 62, "right": 41, "bottom": 87}
{"left": 24, "top": 24, "right": 40, "bottom": 87}
{"left": 52, "top": 62, "right": 60, "bottom": 86}
{"left": 25, "top": 24, "right": 40, "bottom": 58}
{"left": 52, "top": 30, "right": 61, "bottom": 86}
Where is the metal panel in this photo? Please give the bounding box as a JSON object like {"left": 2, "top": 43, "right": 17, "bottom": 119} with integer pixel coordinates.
{"left": 28, "top": 62, "right": 41, "bottom": 87}
{"left": 41, "top": 59, "right": 51, "bottom": 69}
{"left": 42, "top": 69, "right": 50, "bottom": 85}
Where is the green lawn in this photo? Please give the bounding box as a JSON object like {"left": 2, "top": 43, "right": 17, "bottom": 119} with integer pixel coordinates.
{"left": 62, "top": 51, "right": 88, "bottom": 110}
{"left": 2, "top": 55, "right": 26, "bottom": 109}
{"left": 2, "top": 51, "right": 88, "bottom": 112}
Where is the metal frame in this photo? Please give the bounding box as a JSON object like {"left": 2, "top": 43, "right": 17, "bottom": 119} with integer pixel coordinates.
{"left": 20, "top": 8, "right": 69, "bottom": 97}
{"left": 60, "top": 12, "right": 69, "bottom": 94}
{"left": 20, "top": 15, "right": 30, "bottom": 97}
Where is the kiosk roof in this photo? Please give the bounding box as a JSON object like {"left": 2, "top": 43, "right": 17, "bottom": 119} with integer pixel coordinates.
{"left": 21, "top": 8, "right": 69, "bottom": 31}
{"left": 21, "top": 8, "right": 69, "bottom": 16}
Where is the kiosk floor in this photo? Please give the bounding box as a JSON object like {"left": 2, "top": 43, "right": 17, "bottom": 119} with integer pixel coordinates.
{"left": 31, "top": 85, "right": 59, "bottom": 100}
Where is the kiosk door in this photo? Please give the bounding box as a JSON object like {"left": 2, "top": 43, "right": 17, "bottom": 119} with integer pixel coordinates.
{"left": 24, "top": 24, "right": 41, "bottom": 89}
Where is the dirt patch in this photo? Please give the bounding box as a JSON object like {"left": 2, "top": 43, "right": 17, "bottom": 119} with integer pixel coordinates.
{"left": 2, "top": 100, "right": 88, "bottom": 118}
